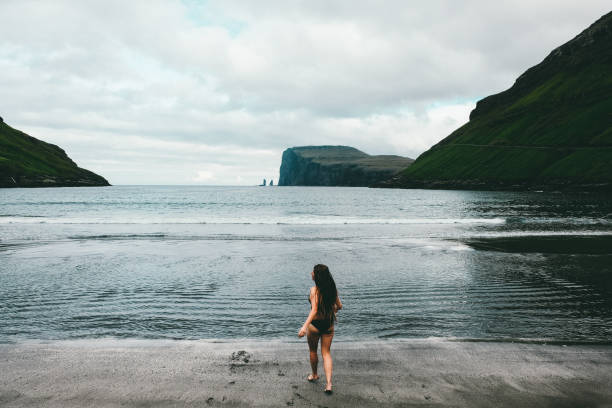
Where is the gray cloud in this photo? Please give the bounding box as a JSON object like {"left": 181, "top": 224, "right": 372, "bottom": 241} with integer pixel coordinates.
{"left": 1, "top": 1, "right": 609, "bottom": 184}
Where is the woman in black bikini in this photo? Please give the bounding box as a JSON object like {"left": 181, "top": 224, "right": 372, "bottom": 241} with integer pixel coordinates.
{"left": 298, "top": 264, "right": 342, "bottom": 394}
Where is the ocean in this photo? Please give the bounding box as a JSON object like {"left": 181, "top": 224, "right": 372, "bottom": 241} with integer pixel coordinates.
{"left": 1, "top": 185, "right": 611, "bottom": 343}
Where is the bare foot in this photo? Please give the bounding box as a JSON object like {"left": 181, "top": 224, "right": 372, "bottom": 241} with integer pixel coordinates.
{"left": 307, "top": 374, "right": 319, "bottom": 382}
{"left": 324, "top": 384, "right": 333, "bottom": 394}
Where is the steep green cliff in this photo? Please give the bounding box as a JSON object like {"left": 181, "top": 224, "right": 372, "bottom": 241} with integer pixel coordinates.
{"left": 0, "top": 118, "right": 110, "bottom": 187}
{"left": 278, "top": 146, "right": 413, "bottom": 186}
{"left": 384, "top": 11, "right": 612, "bottom": 191}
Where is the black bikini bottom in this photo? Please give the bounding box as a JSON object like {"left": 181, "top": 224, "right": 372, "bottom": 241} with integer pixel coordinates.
{"left": 311, "top": 319, "right": 333, "bottom": 334}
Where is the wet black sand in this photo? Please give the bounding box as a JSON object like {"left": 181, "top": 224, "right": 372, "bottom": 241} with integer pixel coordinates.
{"left": 1, "top": 339, "right": 611, "bottom": 407}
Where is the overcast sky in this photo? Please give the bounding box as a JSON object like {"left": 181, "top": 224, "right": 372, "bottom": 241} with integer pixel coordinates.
{"left": 1, "top": 1, "right": 610, "bottom": 185}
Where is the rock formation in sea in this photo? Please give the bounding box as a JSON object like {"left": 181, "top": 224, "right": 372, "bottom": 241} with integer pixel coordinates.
{"left": 0, "top": 118, "right": 110, "bottom": 187}
{"left": 380, "top": 11, "right": 612, "bottom": 191}
{"left": 278, "top": 145, "right": 413, "bottom": 187}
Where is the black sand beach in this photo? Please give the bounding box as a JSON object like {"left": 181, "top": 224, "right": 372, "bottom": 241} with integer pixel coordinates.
{"left": 1, "top": 339, "right": 611, "bottom": 407}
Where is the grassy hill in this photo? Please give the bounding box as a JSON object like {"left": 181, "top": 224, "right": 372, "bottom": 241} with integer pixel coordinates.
{"left": 383, "top": 11, "right": 612, "bottom": 191}
{"left": 278, "top": 146, "right": 413, "bottom": 186}
{"left": 0, "top": 118, "right": 110, "bottom": 187}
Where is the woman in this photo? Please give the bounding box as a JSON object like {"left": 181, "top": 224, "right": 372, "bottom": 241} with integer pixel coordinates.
{"left": 298, "top": 264, "right": 342, "bottom": 394}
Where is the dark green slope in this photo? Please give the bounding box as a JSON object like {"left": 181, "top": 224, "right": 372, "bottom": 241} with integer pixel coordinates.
{"left": 0, "top": 118, "right": 110, "bottom": 187}
{"left": 384, "top": 11, "right": 612, "bottom": 191}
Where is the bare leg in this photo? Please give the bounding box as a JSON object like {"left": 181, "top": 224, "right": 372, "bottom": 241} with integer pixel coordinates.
{"left": 306, "top": 324, "right": 320, "bottom": 380}
{"left": 320, "top": 330, "right": 334, "bottom": 391}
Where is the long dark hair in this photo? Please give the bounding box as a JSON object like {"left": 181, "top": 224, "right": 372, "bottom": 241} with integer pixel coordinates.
{"left": 313, "top": 264, "right": 338, "bottom": 324}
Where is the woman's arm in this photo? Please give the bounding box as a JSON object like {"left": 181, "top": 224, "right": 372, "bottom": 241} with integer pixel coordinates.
{"left": 335, "top": 295, "right": 343, "bottom": 311}
{"left": 298, "top": 287, "right": 318, "bottom": 338}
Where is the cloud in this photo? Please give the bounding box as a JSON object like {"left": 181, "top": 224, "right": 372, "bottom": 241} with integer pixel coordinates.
{"left": 0, "top": 1, "right": 610, "bottom": 184}
{"left": 193, "top": 170, "right": 214, "bottom": 182}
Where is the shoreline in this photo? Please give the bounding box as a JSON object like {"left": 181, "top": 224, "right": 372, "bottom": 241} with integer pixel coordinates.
{"left": 2, "top": 339, "right": 612, "bottom": 407}
{"left": 4, "top": 336, "right": 612, "bottom": 346}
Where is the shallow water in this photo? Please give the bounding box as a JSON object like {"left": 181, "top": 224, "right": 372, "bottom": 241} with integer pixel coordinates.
{"left": 1, "top": 186, "right": 611, "bottom": 343}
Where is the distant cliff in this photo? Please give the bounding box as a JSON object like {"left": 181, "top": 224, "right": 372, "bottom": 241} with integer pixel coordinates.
{"left": 0, "top": 118, "right": 110, "bottom": 188}
{"left": 381, "top": 11, "right": 612, "bottom": 191}
{"left": 278, "top": 146, "right": 413, "bottom": 186}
